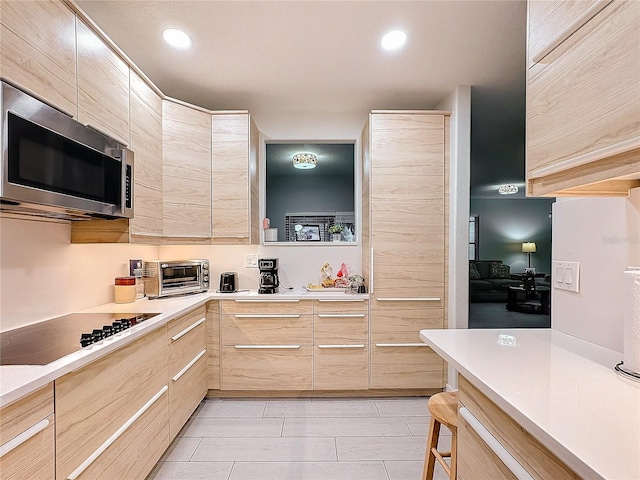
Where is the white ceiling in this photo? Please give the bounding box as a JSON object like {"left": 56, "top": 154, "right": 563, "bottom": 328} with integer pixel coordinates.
{"left": 76, "top": 0, "right": 528, "bottom": 197}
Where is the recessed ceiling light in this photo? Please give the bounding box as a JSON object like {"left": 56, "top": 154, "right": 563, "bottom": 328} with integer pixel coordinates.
{"left": 163, "top": 28, "right": 192, "bottom": 50}
{"left": 381, "top": 30, "right": 407, "bottom": 51}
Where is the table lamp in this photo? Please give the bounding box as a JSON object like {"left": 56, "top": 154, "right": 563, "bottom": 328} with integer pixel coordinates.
{"left": 522, "top": 242, "right": 536, "bottom": 268}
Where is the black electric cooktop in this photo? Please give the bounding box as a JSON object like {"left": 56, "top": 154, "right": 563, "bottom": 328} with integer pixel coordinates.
{"left": 0, "top": 313, "right": 160, "bottom": 366}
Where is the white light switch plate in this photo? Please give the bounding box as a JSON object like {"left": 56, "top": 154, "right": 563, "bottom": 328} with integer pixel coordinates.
{"left": 245, "top": 254, "right": 258, "bottom": 268}
{"left": 552, "top": 261, "right": 580, "bottom": 292}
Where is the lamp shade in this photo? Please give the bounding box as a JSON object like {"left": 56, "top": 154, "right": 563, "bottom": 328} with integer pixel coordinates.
{"left": 521, "top": 242, "right": 536, "bottom": 253}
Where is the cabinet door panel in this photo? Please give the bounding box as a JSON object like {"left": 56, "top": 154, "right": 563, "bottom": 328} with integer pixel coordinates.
{"left": 221, "top": 300, "right": 312, "bottom": 315}
{"left": 313, "top": 299, "right": 369, "bottom": 313}
{"left": 0, "top": 0, "right": 76, "bottom": 115}
{"left": 371, "top": 304, "right": 443, "bottom": 343}
{"left": 527, "top": 0, "right": 607, "bottom": 66}
{"left": 0, "top": 383, "right": 53, "bottom": 445}
{"left": 129, "top": 72, "right": 163, "bottom": 237}
{"left": 76, "top": 20, "right": 129, "bottom": 144}
{"left": 314, "top": 314, "right": 368, "bottom": 344}
{"left": 527, "top": 1, "right": 640, "bottom": 177}
{"left": 163, "top": 100, "right": 212, "bottom": 238}
{"left": 211, "top": 113, "right": 251, "bottom": 240}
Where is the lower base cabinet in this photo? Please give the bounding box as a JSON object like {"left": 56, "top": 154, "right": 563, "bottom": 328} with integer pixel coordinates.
{"left": 458, "top": 375, "right": 580, "bottom": 480}
{"left": 0, "top": 384, "right": 55, "bottom": 480}
{"left": 370, "top": 344, "right": 444, "bottom": 389}
{"left": 221, "top": 346, "right": 313, "bottom": 390}
{"left": 55, "top": 327, "right": 169, "bottom": 480}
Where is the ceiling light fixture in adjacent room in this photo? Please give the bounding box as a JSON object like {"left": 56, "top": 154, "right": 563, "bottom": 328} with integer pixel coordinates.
{"left": 163, "top": 28, "right": 192, "bottom": 50}
{"left": 381, "top": 30, "right": 407, "bottom": 51}
{"left": 292, "top": 153, "right": 318, "bottom": 169}
{"left": 498, "top": 184, "right": 519, "bottom": 195}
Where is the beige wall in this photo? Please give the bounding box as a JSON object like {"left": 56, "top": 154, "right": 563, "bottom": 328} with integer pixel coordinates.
{"left": 0, "top": 216, "right": 362, "bottom": 332}
{"left": 551, "top": 188, "right": 640, "bottom": 352}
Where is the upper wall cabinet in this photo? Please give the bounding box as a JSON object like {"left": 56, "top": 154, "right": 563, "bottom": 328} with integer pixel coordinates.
{"left": 211, "top": 113, "right": 259, "bottom": 244}
{"left": 163, "top": 99, "right": 212, "bottom": 242}
{"left": 0, "top": 0, "right": 77, "bottom": 116}
{"left": 526, "top": 0, "right": 640, "bottom": 197}
{"left": 76, "top": 19, "right": 130, "bottom": 145}
{"left": 129, "top": 72, "right": 163, "bottom": 240}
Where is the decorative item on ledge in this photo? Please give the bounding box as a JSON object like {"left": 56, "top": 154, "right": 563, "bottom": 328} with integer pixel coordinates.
{"left": 292, "top": 152, "right": 318, "bottom": 169}
{"left": 329, "top": 224, "right": 344, "bottom": 242}
{"left": 498, "top": 184, "right": 518, "bottom": 195}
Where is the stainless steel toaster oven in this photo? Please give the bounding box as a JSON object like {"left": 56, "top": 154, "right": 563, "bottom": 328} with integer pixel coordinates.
{"left": 142, "top": 260, "right": 210, "bottom": 298}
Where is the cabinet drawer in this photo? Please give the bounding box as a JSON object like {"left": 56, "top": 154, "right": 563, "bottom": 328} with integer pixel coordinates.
{"left": 221, "top": 346, "right": 312, "bottom": 390}
{"left": 314, "top": 313, "right": 368, "bottom": 344}
{"left": 55, "top": 327, "right": 168, "bottom": 480}
{"left": 0, "top": 413, "right": 54, "bottom": 480}
{"left": 0, "top": 383, "right": 53, "bottom": 445}
{"left": 221, "top": 314, "right": 312, "bottom": 345}
{"left": 458, "top": 376, "right": 580, "bottom": 480}
{"left": 371, "top": 303, "right": 443, "bottom": 343}
{"left": 169, "top": 319, "right": 206, "bottom": 379}
{"left": 221, "top": 299, "right": 312, "bottom": 315}
{"left": 167, "top": 306, "right": 206, "bottom": 342}
{"left": 313, "top": 299, "right": 368, "bottom": 313}
{"left": 67, "top": 387, "right": 169, "bottom": 480}
{"left": 370, "top": 344, "right": 443, "bottom": 389}
{"left": 314, "top": 345, "right": 369, "bottom": 390}
{"left": 169, "top": 350, "right": 207, "bottom": 438}
{"left": 527, "top": 1, "right": 640, "bottom": 179}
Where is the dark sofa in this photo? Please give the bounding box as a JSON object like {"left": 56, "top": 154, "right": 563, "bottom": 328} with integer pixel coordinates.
{"left": 469, "top": 260, "right": 522, "bottom": 302}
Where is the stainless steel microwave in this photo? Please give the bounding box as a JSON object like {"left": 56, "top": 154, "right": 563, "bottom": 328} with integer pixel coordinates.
{"left": 142, "top": 260, "right": 210, "bottom": 299}
{"left": 0, "top": 81, "right": 134, "bottom": 220}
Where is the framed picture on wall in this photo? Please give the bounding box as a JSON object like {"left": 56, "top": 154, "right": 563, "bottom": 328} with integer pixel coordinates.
{"left": 296, "top": 224, "right": 321, "bottom": 241}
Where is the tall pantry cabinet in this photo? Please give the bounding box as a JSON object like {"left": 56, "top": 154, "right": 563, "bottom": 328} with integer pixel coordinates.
{"left": 362, "top": 111, "right": 448, "bottom": 390}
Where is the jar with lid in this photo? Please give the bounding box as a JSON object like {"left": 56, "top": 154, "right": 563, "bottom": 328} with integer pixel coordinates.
{"left": 114, "top": 276, "right": 136, "bottom": 304}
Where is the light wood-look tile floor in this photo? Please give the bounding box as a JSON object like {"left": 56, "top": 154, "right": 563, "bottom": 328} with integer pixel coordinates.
{"left": 146, "top": 397, "right": 452, "bottom": 480}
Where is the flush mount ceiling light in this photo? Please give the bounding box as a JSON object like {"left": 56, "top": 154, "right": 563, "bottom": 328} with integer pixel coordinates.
{"left": 292, "top": 153, "right": 318, "bottom": 170}
{"left": 163, "top": 28, "right": 192, "bottom": 50}
{"left": 498, "top": 184, "right": 519, "bottom": 195}
{"left": 381, "top": 30, "right": 407, "bottom": 51}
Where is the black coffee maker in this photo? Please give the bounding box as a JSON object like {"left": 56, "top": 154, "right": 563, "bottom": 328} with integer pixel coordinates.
{"left": 258, "top": 258, "right": 279, "bottom": 294}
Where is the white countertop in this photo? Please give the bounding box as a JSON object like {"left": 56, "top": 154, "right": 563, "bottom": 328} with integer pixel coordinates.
{"left": 0, "top": 289, "right": 367, "bottom": 407}
{"left": 420, "top": 328, "right": 640, "bottom": 480}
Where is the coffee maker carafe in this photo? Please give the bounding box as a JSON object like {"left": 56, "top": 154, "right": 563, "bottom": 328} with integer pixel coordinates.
{"left": 258, "top": 258, "right": 279, "bottom": 294}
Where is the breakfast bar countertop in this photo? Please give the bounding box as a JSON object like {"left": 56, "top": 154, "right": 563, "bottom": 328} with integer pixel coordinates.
{"left": 419, "top": 328, "right": 640, "bottom": 480}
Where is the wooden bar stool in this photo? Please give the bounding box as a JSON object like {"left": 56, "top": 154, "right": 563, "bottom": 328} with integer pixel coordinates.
{"left": 422, "top": 391, "right": 458, "bottom": 480}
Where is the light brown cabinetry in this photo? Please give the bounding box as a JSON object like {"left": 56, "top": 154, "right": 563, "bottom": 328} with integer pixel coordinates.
{"left": 211, "top": 112, "right": 260, "bottom": 244}
{"left": 76, "top": 19, "right": 130, "bottom": 144}
{"left": 313, "top": 299, "right": 369, "bottom": 390}
{"left": 0, "top": 383, "right": 55, "bottom": 480}
{"left": 55, "top": 327, "right": 169, "bottom": 480}
{"left": 526, "top": 0, "right": 640, "bottom": 196}
{"left": 220, "top": 300, "right": 313, "bottom": 390}
{"left": 364, "top": 111, "right": 447, "bottom": 390}
{"left": 457, "top": 375, "right": 580, "bottom": 480}
{"left": 162, "top": 99, "right": 212, "bottom": 241}
{"left": 71, "top": 72, "right": 164, "bottom": 244}
{"left": 167, "top": 306, "right": 207, "bottom": 438}
{"left": 207, "top": 301, "right": 221, "bottom": 390}
{"left": 0, "top": 0, "right": 77, "bottom": 116}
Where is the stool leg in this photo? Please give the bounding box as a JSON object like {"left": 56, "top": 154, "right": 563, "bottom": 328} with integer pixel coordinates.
{"left": 449, "top": 429, "right": 457, "bottom": 480}
{"left": 422, "top": 416, "right": 441, "bottom": 480}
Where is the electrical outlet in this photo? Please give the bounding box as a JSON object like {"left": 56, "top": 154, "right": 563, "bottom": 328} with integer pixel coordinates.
{"left": 245, "top": 254, "right": 258, "bottom": 268}
{"left": 552, "top": 260, "right": 580, "bottom": 293}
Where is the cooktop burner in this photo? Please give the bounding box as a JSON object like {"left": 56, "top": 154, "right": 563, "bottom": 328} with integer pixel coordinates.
{"left": 0, "top": 313, "right": 160, "bottom": 366}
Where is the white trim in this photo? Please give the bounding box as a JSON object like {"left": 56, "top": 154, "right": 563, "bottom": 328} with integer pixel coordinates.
{"left": 0, "top": 418, "right": 50, "bottom": 458}
{"left": 170, "top": 317, "right": 205, "bottom": 342}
